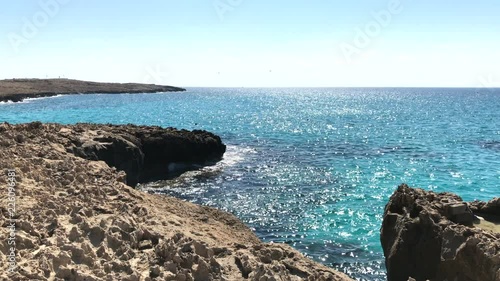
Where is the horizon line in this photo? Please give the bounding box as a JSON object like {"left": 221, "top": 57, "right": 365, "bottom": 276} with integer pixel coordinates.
{"left": 182, "top": 86, "right": 499, "bottom": 89}
{"left": 1, "top": 78, "right": 498, "bottom": 90}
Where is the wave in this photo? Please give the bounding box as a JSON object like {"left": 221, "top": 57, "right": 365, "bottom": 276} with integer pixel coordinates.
{"left": 0, "top": 100, "right": 14, "bottom": 105}
{"left": 219, "top": 145, "right": 257, "bottom": 167}
{"left": 22, "top": 94, "right": 65, "bottom": 103}
{"left": 139, "top": 145, "right": 256, "bottom": 192}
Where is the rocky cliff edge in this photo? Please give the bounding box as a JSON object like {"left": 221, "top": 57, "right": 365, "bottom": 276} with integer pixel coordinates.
{"left": 0, "top": 122, "right": 353, "bottom": 281}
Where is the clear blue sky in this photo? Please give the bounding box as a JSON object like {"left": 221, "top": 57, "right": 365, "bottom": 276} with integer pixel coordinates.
{"left": 1, "top": 0, "right": 499, "bottom": 87}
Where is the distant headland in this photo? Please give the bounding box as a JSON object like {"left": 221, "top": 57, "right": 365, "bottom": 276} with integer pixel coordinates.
{"left": 0, "top": 78, "right": 186, "bottom": 103}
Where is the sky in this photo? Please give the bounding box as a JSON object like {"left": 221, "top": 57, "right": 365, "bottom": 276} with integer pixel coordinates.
{"left": 0, "top": 0, "right": 499, "bottom": 87}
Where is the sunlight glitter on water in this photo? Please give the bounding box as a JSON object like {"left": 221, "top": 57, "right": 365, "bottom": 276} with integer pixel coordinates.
{"left": 2, "top": 87, "right": 499, "bottom": 280}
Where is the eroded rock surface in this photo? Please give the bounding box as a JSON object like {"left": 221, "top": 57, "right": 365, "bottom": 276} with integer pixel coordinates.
{"left": 381, "top": 184, "right": 500, "bottom": 281}
{"left": 0, "top": 122, "right": 352, "bottom": 281}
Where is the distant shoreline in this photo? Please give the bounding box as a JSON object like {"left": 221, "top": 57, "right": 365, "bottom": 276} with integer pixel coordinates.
{"left": 0, "top": 78, "right": 185, "bottom": 102}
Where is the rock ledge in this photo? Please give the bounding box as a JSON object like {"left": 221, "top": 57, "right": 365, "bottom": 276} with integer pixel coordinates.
{"left": 0, "top": 122, "right": 353, "bottom": 281}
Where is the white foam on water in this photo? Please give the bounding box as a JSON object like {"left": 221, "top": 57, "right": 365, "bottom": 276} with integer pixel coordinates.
{"left": 139, "top": 145, "right": 256, "bottom": 192}
{"left": 219, "top": 145, "right": 257, "bottom": 167}
{"left": 183, "top": 145, "right": 256, "bottom": 176}
{"left": 450, "top": 171, "right": 463, "bottom": 178}
{"left": 22, "top": 94, "right": 65, "bottom": 103}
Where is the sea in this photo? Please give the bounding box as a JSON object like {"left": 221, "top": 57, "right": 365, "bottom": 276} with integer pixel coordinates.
{"left": 1, "top": 88, "right": 499, "bottom": 280}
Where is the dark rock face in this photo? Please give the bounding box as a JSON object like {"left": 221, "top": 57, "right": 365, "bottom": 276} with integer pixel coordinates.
{"left": 381, "top": 184, "right": 500, "bottom": 281}
{"left": 64, "top": 124, "right": 226, "bottom": 186}
{"left": 470, "top": 197, "right": 500, "bottom": 217}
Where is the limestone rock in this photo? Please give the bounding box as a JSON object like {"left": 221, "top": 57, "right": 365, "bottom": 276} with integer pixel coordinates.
{"left": 0, "top": 122, "right": 352, "bottom": 281}
{"left": 381, "top": 184, "right": 500, "bottom": 281}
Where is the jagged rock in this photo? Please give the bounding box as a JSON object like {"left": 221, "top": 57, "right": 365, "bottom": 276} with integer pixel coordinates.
{"left": 0, "top": 122, "right": 352, "bottom": 281}
{"left": 470, "top": 197, "right": 500, "bottom": 216}
{"left": 381, "top": 184, "right": 500, "bottom": 281}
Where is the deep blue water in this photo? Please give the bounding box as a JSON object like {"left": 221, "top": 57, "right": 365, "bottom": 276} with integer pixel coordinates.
{"left": 1, "top": 88, "right": 499, "bottom": 280}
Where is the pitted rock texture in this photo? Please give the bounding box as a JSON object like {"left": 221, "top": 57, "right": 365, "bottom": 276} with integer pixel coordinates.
{"left": 381, "top": 184, "right": 500, "bottom": 281}
{"left": 0, "top": 122, "right": 352, "bottom": 281}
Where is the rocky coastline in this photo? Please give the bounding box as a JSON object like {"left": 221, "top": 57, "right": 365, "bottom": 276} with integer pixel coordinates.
{"left": 0, "top": 79, "right": 186, "bottom": 103}
{"left": 60, "top": 123, "right": 227, "bottom": 187}
{"left": 0, "top": 122, "right": 352, "bottom": 281}
{"left": 1, "top": 121, "right": 498, "bottom": 280}
{"left": 381, "top": 184, "right": 500, "bottom": 281}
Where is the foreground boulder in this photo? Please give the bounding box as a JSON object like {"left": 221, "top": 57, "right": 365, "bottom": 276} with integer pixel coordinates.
{"left": 0, "top": 122, "right": 352, "bottom": 280}
{"left": 381, "top": 184, "right": 500, "bottom": 281}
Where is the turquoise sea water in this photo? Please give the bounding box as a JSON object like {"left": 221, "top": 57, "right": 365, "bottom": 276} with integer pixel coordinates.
{"left": 1, "top": 88, "right": 499, "bottom": 280}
